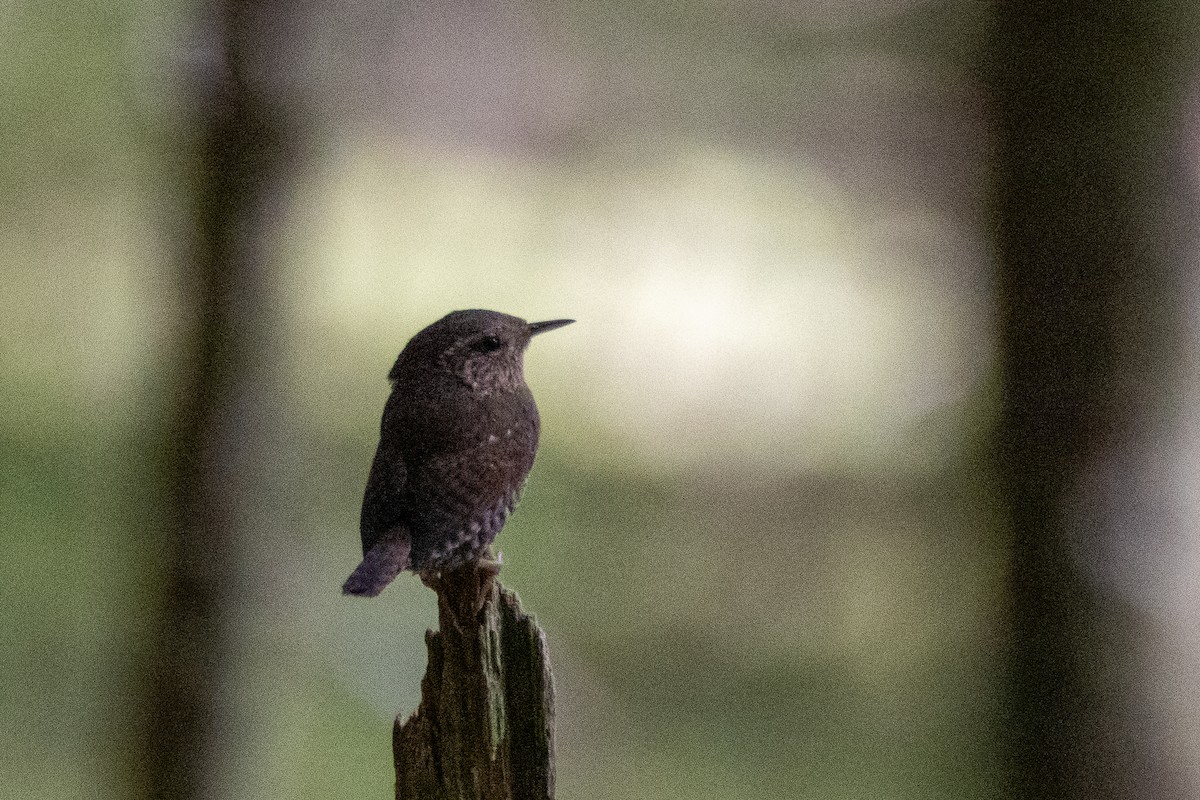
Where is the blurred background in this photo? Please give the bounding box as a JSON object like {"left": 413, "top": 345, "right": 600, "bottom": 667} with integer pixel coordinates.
{"left": 3, "top": 1, "right": 1199, "bottom": 799}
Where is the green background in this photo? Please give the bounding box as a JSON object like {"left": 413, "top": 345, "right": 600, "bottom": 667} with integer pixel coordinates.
{"left": 1, "top": 2, "right": 1007, "bottom": 798}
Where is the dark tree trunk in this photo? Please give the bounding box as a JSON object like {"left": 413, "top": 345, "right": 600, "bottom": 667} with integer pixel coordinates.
{"left": 141, "top": 2, "right": 297, "bottom": 796}
{"left": 990, "top": 4, "right": 1198, "bottom": 799}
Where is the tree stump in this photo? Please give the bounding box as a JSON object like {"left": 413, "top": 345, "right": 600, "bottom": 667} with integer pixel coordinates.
{"left": 393, "top": 562, "right": 555, "bottom": 800}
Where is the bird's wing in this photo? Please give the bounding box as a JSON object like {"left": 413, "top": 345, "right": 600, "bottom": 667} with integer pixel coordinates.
{"left": 359, "top": 440, "right": 408, "bottom": 555}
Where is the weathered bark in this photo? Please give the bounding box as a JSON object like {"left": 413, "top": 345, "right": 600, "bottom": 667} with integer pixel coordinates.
{"left": 394, "top": 564, "right": 555, "bottom": 800}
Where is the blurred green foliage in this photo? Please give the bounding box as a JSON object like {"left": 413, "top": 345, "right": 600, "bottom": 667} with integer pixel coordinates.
{"left": 0, "top": 1, "right": 1005, "bottom": 799}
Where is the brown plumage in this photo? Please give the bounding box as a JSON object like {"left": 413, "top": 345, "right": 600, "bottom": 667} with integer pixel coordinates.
{"left": 342, "top": 310, "right": 573, "bottom": 597}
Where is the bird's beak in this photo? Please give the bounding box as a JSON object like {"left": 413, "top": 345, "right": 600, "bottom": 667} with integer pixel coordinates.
{"left": 527, "top": 318, "right": 575, "bottom": 336}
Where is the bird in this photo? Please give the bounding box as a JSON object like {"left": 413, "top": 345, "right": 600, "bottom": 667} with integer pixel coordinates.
{"left": 342, "top": 309, "right": 574, "bottom": 597}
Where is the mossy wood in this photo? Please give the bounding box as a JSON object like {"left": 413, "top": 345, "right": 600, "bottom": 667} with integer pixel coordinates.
{"left": 394, "top": 563, "right": 555, "bottom": 800}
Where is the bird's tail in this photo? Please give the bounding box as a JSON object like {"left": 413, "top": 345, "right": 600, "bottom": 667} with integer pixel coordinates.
{"left": 342, "top": 535, "right": 411, "bottom": 597}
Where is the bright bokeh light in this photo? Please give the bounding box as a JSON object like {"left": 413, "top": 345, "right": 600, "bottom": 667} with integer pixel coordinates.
{"left": 292, "top": 138, "right": 985, "bottom": 474}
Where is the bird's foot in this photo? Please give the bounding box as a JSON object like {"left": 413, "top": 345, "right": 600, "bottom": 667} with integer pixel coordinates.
{"left": 477, "top": 549, "right": 503, "bottom": 576}
{"left": 423, "top": 552, "right": 502, "bottom": 624}
{"left": 419, "top": 569, "right": 442, "bottom": 592}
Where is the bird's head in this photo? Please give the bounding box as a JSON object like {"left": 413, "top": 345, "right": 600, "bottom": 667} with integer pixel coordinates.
{"left": 390, "top": 309, "right": 573, "bottom": 396}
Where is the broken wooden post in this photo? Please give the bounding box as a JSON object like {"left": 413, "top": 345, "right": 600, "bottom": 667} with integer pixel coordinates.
{"left": 393, "top": 562, "right": 556, "bottom": 800}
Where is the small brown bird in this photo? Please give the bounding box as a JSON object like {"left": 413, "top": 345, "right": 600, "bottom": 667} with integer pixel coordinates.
{"left": 342, "top": 310, "right": 573, "bottom": 597}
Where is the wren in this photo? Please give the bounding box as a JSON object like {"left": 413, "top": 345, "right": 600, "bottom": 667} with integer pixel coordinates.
{"left": 342, "top": 309, "right": 573, "bottom": 597}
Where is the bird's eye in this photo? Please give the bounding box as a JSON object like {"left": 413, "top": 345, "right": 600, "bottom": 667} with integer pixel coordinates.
{"left": 470, "top": 335, "right": 504, "bottom": 354}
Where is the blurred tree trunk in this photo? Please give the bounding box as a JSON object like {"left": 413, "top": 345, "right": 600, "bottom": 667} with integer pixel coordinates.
{"left": 990, "top": 4, "right": 1198, "bottom": 799}
{"left": 142, "top": 2, "right": 297, "bottom": 797}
